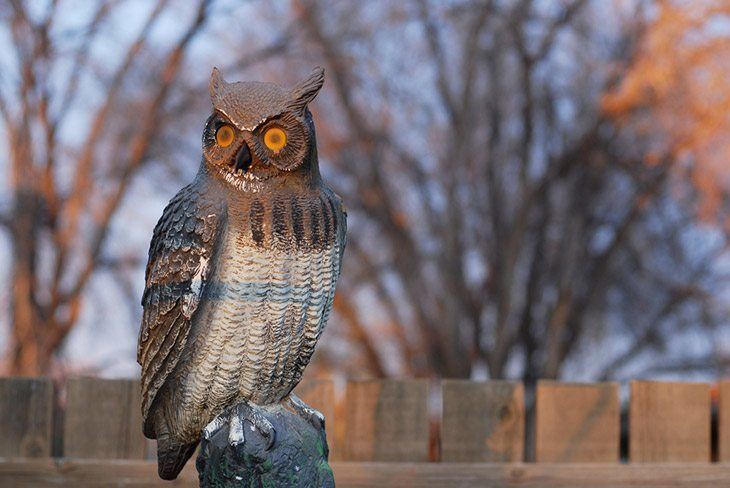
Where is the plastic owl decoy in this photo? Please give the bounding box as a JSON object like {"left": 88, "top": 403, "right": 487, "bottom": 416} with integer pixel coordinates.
{"left": 137, "top": 67, "right": 346, "bottom": 480}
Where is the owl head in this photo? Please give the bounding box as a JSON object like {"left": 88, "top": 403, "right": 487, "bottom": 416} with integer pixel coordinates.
{"left": 202, "top": 67, "right": 325, "bottom": 190}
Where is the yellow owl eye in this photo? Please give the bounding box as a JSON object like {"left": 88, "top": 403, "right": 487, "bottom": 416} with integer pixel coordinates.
{"left": 215, "top": 124, "right": 234, "bottom": 147}
{"left": 263, "top": 127, "right": 287, "bottom": 153}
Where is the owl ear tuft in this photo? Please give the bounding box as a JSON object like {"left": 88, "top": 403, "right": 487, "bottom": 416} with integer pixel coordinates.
{"left": 288, "top": 66, "right": 325, "bottom": 114}
{"left": 209, "top": 67, "right": 227, "bottom": 104}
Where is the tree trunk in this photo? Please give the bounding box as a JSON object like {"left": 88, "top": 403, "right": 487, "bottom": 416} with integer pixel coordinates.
{"left": 7, "top": 188, "right": 50, "bottom": 376}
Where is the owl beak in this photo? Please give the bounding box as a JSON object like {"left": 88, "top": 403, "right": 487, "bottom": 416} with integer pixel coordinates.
{"left": 234, "top": 142, "right": 252, "bottom": 173}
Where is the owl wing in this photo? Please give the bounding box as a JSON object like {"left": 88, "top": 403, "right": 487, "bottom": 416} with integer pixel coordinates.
{"left": 137, "top": 180, "right": 226, "bottom": 432}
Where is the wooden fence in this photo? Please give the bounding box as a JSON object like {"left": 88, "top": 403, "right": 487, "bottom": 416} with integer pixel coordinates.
{"left": 0, "top": 377, "right": 729, "bottom": 487}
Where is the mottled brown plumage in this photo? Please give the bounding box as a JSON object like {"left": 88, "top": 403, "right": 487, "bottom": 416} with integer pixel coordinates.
{"left": 137, "top": 67, "right": 345, "bottom": 480}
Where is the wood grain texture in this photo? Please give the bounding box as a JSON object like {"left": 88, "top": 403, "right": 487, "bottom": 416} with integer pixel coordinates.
{"left": 2, "top": 460, "right": 730, "bottom": 488}
{"left": 0, "top": 377, "right": 53, "bottom": 458}
{"left": 719, "top": 381, "right": 730, "bottom": 463}
{"left": 344, "top": 380, "right": 429, "bottom": 462}
{"left": 441, "top": 380, "right": 524, "bottom": 462}
{"left": 293, "top": 378, "right": 339, "bottom": 460}
{"left": 536, "top": 381, "right": 619, "bottom": 463}
{"left": 629, "top": 381, "right": 710, "bottom": 463}
{"left": 63, "top": 378, "right": 146, "bottom": 459}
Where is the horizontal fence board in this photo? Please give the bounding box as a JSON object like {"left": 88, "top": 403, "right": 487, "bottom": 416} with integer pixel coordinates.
{"left": 720, "top": 381, "right": 730, "bottom": 463}
{"left": 0, "top": 377, "right": 53, "bottom": 458}
{"left": 2, "top": 459, "right": 730, "bottom": 488}
{"left": 332, "top": 462, "right": 730, "bottom": 488}
{"left": 536, "top": 381, "right": 620, "bottom": 463}
{"left": 292, "top": 378, "right": 339, "bottom": 460}
{"left": 64, "top": 378, "right": 146, "bottom": 459}
{"left": 344, "top": 380, "right": 429, "bottom": 462}
{"left": 441, "top": 380, "right": 524, "bottom": 462}
{"left": 0, "top": 458, "right": 196, "bottom": 487}
{"left": 629, "top": 381, "right": 710, "bottom": 463}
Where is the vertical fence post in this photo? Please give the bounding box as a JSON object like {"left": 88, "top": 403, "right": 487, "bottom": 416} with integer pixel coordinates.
{"left": 630, "top": 381, "right": 711, "bottom": 463}
{"left": 63, "top": 377, "right": 147, "bottom": 459}
{"left": 0, "top": 377, "right": 53, "bottom": 458}
{"left": 535, "top": 381, "right": 620, "bottom": 462}
{"left": 441, "top": 380, "right": 524, "bottom": 462}
{"left": 720, "top": 380, "right": 730, "bottom": 463}
{"left": 343, "top": 379, "right": 429, "bottom": 462}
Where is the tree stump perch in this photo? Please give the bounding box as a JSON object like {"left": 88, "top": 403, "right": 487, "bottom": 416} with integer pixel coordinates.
{"left": 196, "top": 401, "right": 334, "bottom": 487}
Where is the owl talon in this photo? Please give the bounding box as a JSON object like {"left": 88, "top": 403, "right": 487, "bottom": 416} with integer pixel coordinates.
{"left": 203, "top": 413, "right": 229, "bottom": 441}
{"left": 286, "top": 394, "right": 325, "bottom": 431}
{"left": 201, "top": 402, "right": 276, "bottom": 451}
{"left": 231, "top": 401, "right": 276, "bottom": 451}
{"left": 227, "top": 412, "right": 245, "bottom": 446}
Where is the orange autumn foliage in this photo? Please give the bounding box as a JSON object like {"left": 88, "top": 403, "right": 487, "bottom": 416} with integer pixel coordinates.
{"left": 603, "top": 0, "right": 730, "bottom": 219}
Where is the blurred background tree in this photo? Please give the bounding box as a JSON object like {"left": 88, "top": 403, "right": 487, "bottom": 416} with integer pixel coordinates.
{"left": 0, "top": 0, "right": 728, "bottom": 382}
{"left": 0, "top": 0, "right": 216, "bottom": 374}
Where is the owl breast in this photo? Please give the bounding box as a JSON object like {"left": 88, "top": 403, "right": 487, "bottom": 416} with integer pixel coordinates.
{"left": 176, "top": 188, "right": 343, "bottom": 435}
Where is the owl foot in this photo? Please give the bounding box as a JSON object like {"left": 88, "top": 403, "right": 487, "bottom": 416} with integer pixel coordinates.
{"left": 202, "top": 401, "right": 276, "bottom": 451}
{"left": 285, "top": 393, "right": 325, "bottom": 431}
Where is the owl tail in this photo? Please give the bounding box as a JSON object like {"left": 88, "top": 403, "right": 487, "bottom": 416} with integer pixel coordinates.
{"left": 156, "top": 434, "right": 198, "bottom": 480}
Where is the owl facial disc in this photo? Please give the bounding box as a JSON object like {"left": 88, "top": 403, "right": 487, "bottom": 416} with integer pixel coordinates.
{"left": 204, "top": 67, "right": 326, "bottom": 190}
